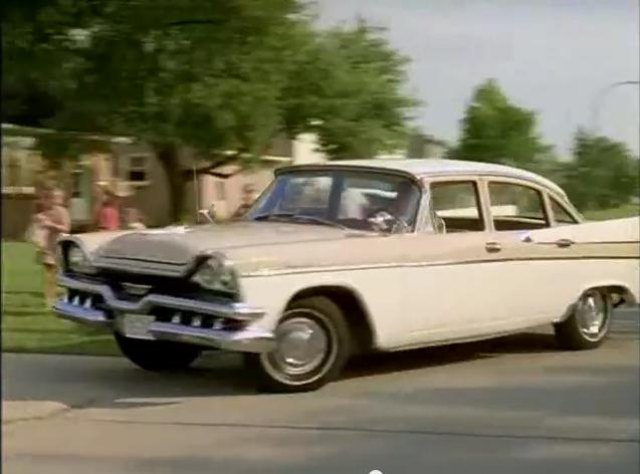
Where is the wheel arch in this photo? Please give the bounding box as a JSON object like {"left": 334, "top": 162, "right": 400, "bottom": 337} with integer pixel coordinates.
{"left": 580, "top": 281, "right": 638, "bottom": 307}
{"left": 558, "top": 281, "right": 638, "bottom": 323}
{"left": 286, "top": 284, "right": 377, "bottom": 354}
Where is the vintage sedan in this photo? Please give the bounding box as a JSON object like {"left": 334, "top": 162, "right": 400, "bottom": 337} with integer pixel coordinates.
{"left": 54, "top": 159, "right": 639, "bottom": 392}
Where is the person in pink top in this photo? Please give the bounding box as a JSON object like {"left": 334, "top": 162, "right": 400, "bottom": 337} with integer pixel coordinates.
{"left": 95, "top": 189, "right": 120, "bottom": 231}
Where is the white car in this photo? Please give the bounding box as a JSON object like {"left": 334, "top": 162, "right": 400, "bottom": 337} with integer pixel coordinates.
{"left": 54, "top": 159, "right": 639, "bottom": 392}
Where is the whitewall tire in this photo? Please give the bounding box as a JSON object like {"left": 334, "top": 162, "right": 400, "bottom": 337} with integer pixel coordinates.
{"left": 245, "top": 296, "right": 351, "bottom": 393}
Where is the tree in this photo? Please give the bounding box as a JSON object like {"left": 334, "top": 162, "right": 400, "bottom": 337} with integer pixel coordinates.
{"left": 281, "top": 20, "right": 418, "bottom": 159}
{"left": 450, "top": 79, "right": 549, "bottom": 169}
{"left": 563, "top": 129, "right": 639, "bottom": 211}
{"left": 2, "top": 2, "right": 417, "bottom": 221}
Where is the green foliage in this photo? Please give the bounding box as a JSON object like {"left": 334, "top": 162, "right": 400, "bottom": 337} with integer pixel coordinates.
{"left": 2, "top": 2, "right": 415, "bottom": 159}
{"left": 2, "top": 1, "right": 416, "bottom": 220}
{"left": 451, "top": 79, "right": 548, "bottom": 167}
{"left": 449, "top": 79, "right": 638, "bottom": 213}
{"left": 282, "top": 20, "right": 418, "bottom": 158}
{"left": 563, "top": 129, "right": 639, "bottom": 211}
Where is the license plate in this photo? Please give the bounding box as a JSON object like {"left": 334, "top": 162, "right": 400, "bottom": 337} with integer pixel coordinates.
{"left": 118, "top": 314, "right": 155, "bottom": 340}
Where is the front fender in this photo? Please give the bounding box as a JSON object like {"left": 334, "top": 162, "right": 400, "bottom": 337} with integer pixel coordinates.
{"left": 239, "top": 269, "right": 406, "bottom": 349}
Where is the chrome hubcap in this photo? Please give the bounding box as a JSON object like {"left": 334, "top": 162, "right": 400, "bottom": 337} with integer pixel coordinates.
{"left": 269, "top": 316, "right": 330, "bottom": 376}
{"left": 576, "top": 291, "right": 608, "bottom": 340}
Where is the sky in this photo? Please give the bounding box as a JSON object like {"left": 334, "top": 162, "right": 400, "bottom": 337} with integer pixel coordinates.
{"left": 313, "top": 0, "right": 640, "bottom": 156}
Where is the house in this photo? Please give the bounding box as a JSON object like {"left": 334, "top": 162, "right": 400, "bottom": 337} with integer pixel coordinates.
{"left": 1, "top": 124, "right": 327, "bottom": 239}
{"left": 406, "top": 132, "right": 449, "bottom": 159}
{"left": 375, "top": 131, "right": 449, "bottom": 160}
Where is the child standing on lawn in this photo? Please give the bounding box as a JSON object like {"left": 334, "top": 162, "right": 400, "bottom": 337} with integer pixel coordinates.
{"left": 30, "top": 188, "right": 71, "bottom": 307}
{"left": 94, "top": 188, "right": 120, "bottom": 231}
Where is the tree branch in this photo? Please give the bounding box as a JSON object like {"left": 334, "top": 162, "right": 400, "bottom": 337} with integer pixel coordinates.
{"left": 180, "top": 154, "right": 244, "bottom": 180}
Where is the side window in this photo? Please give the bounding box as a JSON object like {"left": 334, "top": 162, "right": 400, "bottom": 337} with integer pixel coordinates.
{"left": 488, "top": 182, "right": 549, "bottom": 231}
{"left": 430, "top": 181, "right": 484, "bottom": 232}
{"left": 550, "top": 197, "right": 578, "bottom": 225}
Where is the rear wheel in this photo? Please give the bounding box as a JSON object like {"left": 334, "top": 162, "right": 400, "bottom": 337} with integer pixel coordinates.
{"left": 244, "top": 296, "right": 351, "bottom": 393}
{"left": 554, "top": 289, "right": 612, "bottom": 350}
{"left": 114, "top": 332, "right": 202, "bottom": 371}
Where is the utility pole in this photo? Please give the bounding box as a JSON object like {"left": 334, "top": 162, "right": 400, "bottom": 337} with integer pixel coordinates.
{"left": 589, "top": 80, "right": 639, "bottom": 134}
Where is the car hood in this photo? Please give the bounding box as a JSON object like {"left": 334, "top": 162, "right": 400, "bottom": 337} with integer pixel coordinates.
{"left": 89, "top": 221, "right": 365, "bottom": 269}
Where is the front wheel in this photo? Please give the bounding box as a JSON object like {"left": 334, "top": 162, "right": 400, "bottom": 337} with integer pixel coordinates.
{"left": 244, "top": 296, "right": 351, "bottom": 393}
{"left": 554, "top": 289, "right": 612, "bottom": 350}
{"left": 114, "top": 332, "right": 202, "bottom": 371}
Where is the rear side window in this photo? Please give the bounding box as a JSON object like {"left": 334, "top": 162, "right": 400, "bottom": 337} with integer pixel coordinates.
{"left": 550, "top": 197, "right": 578, "bottom": 225}
{"left": 488, "top": 182, "right": 549, "bottom": 231}
{"left": 430, "top": 181, "right": 484, "bottom": 232}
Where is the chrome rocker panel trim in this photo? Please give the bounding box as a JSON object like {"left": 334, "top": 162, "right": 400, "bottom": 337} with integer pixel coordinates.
{"left": 56, "top": 274, "right": 264, "bottom": 321}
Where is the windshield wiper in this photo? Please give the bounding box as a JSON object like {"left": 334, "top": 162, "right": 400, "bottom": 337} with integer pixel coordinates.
{"left": 253, "top": 212, "right": 347, "bottom": 230}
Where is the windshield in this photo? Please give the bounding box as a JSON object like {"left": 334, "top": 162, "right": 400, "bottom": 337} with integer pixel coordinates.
{"left": 246, "top": 170, "right": 422, "bottom": 232}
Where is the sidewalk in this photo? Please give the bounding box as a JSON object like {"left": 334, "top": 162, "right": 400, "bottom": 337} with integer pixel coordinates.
{"left": 3, "top": 400, "right": 69, "bottom": 424}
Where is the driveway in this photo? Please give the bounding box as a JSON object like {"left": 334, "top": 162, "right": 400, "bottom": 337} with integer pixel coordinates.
{"left": 3, "top": 308, "right": 639, "bottom": 474}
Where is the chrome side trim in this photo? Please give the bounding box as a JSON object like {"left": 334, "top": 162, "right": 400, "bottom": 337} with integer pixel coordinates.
{"left": 149, "top": 323, "right": 275, "bottom": 353}
{"left": 241, "top": 254, "right": 640, "bottom": 277}
{"left": 56, "top": 274, "right": 264, "bottom": 321}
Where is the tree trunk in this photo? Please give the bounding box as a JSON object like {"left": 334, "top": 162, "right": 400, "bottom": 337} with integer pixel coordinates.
{"left": 154, "top": 143, "right": 185, "bottom": 224}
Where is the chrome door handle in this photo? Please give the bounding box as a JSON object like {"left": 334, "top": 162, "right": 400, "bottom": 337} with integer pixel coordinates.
{"left": 485, "top": 241, "right": 502, "bottom": 253}
{"left": 555, "top": 238, "right": 574, "bottom": 248}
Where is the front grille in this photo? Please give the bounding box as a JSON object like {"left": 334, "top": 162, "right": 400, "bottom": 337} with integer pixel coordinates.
{"left": 92, "top": 270, "right": 238, "bottom": 303}
{"left": 64, "top": 290, "right": 112, "bottom": 318}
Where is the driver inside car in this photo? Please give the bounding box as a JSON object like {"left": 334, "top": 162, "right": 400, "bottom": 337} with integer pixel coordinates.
{"left": 369, "top": 180, "right": 421, "bottom": 232}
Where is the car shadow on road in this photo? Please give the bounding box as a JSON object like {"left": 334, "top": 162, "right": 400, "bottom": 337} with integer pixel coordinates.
{"left": 3, "top": 331, "right": 563, "bottom": 413}
{"left": 343, "top": 330, "right": 558, "bottom": 381}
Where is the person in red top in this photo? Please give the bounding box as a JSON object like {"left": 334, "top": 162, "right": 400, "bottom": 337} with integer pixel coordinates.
{"left": 95, "top": 189, "right": 120, "bottom": 231}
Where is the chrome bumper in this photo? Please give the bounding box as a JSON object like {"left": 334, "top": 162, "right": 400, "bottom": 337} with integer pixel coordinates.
{"left": 149, "top": 323, "right": 274, "bottom": 353}
{"left": 54, "top": 274, "right": 275, "bottom": 354}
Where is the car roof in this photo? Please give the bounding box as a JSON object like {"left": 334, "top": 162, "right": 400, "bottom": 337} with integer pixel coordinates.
{"left": 281, "top": 158, "right": 567, "bottom": 198}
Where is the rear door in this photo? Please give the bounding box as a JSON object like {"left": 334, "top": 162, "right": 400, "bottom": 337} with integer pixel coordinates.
{"left": 482, "top": 179, "right": 571, "bottom": 324}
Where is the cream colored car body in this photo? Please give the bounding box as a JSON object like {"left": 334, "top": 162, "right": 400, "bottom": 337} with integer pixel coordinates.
{"left": 59, "top": 159, "right": 639, "bottom": 353}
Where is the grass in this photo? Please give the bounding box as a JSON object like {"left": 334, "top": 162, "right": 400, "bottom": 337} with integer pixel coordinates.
{"left": 1, "top": 241, "right": 118, "bottom": 356}
{"left": 1, "top": 203, "right": 638, "bottom": 356}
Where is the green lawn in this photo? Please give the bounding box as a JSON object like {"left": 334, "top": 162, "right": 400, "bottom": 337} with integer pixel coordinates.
{"left": 1, "top": 241, "right": 118, "bottom": 356}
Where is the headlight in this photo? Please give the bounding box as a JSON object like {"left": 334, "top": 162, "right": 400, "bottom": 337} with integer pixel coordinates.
{"left": 66, "top": 244, "right": 96, "bottom": 274}
{"left": 191, "top": 255, "right": 238, "bottom": 294}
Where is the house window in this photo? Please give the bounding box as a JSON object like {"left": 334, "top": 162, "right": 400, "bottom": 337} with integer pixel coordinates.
{"left": 1, "top": 146, "right": 39, "bottom": 194}
{"left": 71, "top": 168, "right": 83, "bottom": 198}
{"left": 123, "top": 155, "right": 149, "bottom": 184}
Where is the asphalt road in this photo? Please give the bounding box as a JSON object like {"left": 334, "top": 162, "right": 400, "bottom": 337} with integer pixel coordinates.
{"left": 3, "top": 308, "right": 639, "bottom": 474}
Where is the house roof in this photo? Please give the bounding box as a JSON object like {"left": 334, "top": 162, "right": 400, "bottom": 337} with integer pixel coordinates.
{"left": 280, "top": 158, "right": 567, "bottom": 198}
{"left": 2, "top": 123, "right": 133, "bottom": 144}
